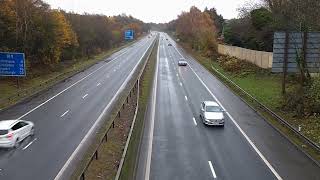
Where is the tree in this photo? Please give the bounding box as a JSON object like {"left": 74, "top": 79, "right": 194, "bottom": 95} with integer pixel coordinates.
{"left": 223, "top": 7, "right": 273, "bottom": 51}
{"left": 204, "top": 7, "right": 224, "bottom": 35}
{"left": 0, "top": 0, "right": 17, "bottom": 51}
{"left": 0, "top": 0, "right": 149, "bottom": 74}
{"left": 250, "top": 8, "right": 273, "bottom": 30}
{"left": 175, "top": 6, "right": 218, "bottom": 55}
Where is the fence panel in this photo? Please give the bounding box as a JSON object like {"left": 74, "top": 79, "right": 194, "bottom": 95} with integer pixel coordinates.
{"left": 218, "top": 44, "right": 273, "bottom": 69}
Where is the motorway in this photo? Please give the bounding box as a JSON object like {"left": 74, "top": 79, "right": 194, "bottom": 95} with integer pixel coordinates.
{"left": 0, "top": 35, "right": 156, "bottom": 179}
{"left": 136, "top": 33, "right": 320, "bottom": 180}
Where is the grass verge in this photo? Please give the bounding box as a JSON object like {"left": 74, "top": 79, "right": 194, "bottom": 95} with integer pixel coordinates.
{"left": 178, "top": 42, "right": 320, "bottom": 164}
{"left": 119, "top": 39, "right": 158, "bottom": 179}
{"left": 0, "top": 39, "right": 139, "bottom": 110}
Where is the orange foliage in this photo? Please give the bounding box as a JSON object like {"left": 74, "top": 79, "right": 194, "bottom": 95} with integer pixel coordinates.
{"left": 175, "top": 6, "right": 218, "bottom": 55}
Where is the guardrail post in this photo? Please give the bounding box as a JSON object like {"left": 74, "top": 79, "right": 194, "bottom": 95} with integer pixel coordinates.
{"left": 95, "top": 150, "right": 98, "bottom": 160}
{"left": 126, "top": 96, "right": 129, "bottom": 103}
{"left": 118, "top": 111, "right": 120, "bottom": 118}
{"left": 130, "top": 91, "right": 132, "bottom": 97}
{"left": 105, "top": 134, "right": 108, "bottom": 142}
{"left": 80, "top": 172, "right": 85, "bottom": 180}
{"left": 112, "top": 121, "right": 115, "bottom": 128}
{"left": 122, "top": 104, "right": 125, "bottom": 109}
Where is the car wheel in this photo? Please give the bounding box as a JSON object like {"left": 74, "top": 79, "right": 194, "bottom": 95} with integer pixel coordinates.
{"left": 13, "top": 138, "right": 19, "bottom": 148}
{"left": 30, "top": 127, "right": 35, "bottom": 136}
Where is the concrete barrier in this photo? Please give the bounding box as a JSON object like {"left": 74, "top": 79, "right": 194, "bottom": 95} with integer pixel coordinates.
{"left": 218, "top": 44, "right": 273, "bottom": 69}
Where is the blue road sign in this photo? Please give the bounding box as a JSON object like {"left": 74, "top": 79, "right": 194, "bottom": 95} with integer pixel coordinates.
{"left": 125, "top": 30, "right": 134, "bottom": 40}
{"left": 0, "top": 52, "right": 26, "bottom": 77}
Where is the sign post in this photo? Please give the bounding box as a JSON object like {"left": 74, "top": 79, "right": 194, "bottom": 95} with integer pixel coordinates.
{"left": 0, "top": 52, "right": 26, "bottom": 89}
{"left": 124, "top": 30, "right": 134, "bottom": 40}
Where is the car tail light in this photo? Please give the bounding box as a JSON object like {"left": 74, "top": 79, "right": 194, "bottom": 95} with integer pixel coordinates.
{"left": 6, "top": 133, "right": 13, "bottom": 139}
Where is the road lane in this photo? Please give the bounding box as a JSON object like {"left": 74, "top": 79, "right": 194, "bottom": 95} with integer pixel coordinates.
{"left": 166, "top": 33, "right": 320, "bottom": 179}
{"left": 148, "top": 35, "right": 214, "bottom": 180}
{"left": 0, "top": 35, "right": 156, "bottom": 180}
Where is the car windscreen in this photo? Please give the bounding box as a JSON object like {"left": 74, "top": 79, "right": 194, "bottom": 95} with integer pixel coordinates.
{"left": 0, "top": 130, "right": 8, "bottom": 135}
{"left": 206, "top": 106, "right": 221, "bottom": 112}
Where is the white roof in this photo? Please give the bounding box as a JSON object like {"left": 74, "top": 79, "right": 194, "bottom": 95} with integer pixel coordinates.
{"left": 0, "top": 120, "right": 19, "bottom": 129}
{"left": 204, "top": 101, "right": 219, "bottom": 107}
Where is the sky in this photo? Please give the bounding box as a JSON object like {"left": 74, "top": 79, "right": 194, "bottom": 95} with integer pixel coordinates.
{"left": 44, "top": 0, "right": 257, "bottom": 23}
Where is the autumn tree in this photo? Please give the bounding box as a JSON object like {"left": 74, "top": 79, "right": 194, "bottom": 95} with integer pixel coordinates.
{"left": 0, "top": 0, "right": 149, "bottom": 75}
{"left": 175, "top": 6, "right": 218, "bottom": 56}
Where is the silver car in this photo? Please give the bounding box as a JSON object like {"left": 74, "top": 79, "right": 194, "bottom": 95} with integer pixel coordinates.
{"left": 0, "top": 120, "right": 35, "bottom": 148}
{"left": 200, "top": 101, "right": 225, "bottom": 126}
{"left": 178, "top": 58, "right": 187, "bottom": 66}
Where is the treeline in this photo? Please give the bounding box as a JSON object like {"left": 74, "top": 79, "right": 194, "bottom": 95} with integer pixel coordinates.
{"left": 224, "top": 0, "right": 320, "bottom": 52}
{"left": 0, "top": 0, "right": 148, "bottom": 72}
{"left": 167, "top": 7, "right": 222, "bottom": 57}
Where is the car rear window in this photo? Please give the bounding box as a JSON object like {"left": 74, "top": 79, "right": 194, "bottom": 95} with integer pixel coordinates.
{"left": 0, "top": 130, "right": 8, "bottom": 135}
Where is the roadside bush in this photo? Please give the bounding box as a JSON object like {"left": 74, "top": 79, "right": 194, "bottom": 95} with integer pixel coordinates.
{"left": 216, "top": 55, "right": 262, "bottom": 76}
{"left": 282, "top": 85, "right": 305, "bottom": 116}
{"left": 308, "top": 76, "right": 320, "bottom": 114}
{"left": 282, "top": 76, "right": 320, "bottom": 117}
{"left": 217, "top": 55, "right": 242, "bottom": 72}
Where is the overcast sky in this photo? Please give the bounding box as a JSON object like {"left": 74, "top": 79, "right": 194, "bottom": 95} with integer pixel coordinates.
{"left": 44, "top": 0, "right": 257, "bottom": 23}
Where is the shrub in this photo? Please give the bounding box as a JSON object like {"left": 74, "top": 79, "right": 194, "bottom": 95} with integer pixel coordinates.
{"left": 217, "top": 55, "right": 242, "bottom": 72}
{"left": 282, "top": 76, "right": 320, "bottom": 117}
{"left": 308, "top": 76, "right": 320, "bottom": 114}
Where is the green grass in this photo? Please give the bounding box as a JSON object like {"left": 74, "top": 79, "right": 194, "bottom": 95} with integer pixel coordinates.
{"left": 211, "top": 61, "right": 282, "bottom": 109}
{"left": 179, "top": 43, "right": 320, "bottom": 163}
{"left": 119, "top": 39, "right": 158, "bottom": 180}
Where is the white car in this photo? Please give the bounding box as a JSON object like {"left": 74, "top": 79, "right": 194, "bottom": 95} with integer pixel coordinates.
{"left": 178, "top": 59, "right": 188, "bottom": 66}
{"left": 200, "top": 101, "right": 225, "bottom": 126}
{"left": 0, "top": 120, "right": 34, "bottom": 148}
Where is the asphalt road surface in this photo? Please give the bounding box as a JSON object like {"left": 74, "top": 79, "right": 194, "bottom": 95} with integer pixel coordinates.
{"left": 135, "top": 32, "right": 320, "bottom": 180}
{"left": 0, "top": 35, "right": 156, "bottom": 180}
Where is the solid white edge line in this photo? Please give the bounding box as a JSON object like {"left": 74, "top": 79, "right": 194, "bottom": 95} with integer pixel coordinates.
{"left": 180, "top": 82, "right": 182, "bottom": 86}
{"left": 185, "top": 96, "right": 188, "bottom": 101}
{"left": 54, "top": 37, "right": 154, "bottom": 180}
{"left": 145, "top": 35, "right": 159, "bottom": 180}
{"left": 60, "top": 110, "right": 69, "bottom": 118}
{"left": 208, "top": 161, "right": 217, "bottom": 179}
{"left": 192, "top": 117, "right": 197, "bottom": 126}
{"left": 170, "top": 35, "right": 282, "bottom": 180}
{"left": 16, "top": 43, "right": 134, "bottom": 120}
{"left": 96, "top": 83, "right": 101, "bottom": 86}
{"left": 82, "top": 94, "right": 88, "bottom": 99}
